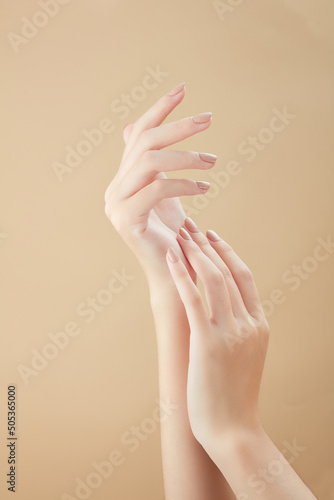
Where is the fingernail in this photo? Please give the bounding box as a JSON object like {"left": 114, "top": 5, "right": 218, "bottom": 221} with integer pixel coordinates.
{"left": 179, "top": 227, "right": 191, "bottom": 240}
{"left": 199, "top": 152, "right": 217, "bottom": 163}
{"left": 167, "top": 82, "right": 186, "bottom": 96}
{"left": 196, "top": 181, "right": 210, "bottom": 190}
{"left": 206, "top": 229, "right": 221, "bottom": 242}
{"left": 192, "top": 112, "right": 212, "bottom": 124}
{"left": 184, "top": 217, "right": 199, "bottom": 233}
{"left": 167, "top": 247, "right": 180, "bottom": 262}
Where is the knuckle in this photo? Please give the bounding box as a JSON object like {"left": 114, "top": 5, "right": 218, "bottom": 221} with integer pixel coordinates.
{"left": 181, "top": 177, "right": 192, "bottom": 189}
{"left": 198, "top": 237, "right": 211, "bottom": 249}
{"left": 251, "top": 315, "right": 270, "bottom": 337}
{"left": 157, "top": 99, "right": 171, "bottom": 121}
{"left": 104, "top": 183, "right": 114, "bottom": 203}
{"left": 221, "top": 242, "right": 234, "bottom": 254}
{"left": 238, "top": 316, "right": 261, "bottom": 340}
{"left": 180, "top": 150, "right": 190, "bottom": 166}
{"left": 107, "top": 204, "right": 125, "bottom": 232}
{"left": 176, "top": 119, "right": 185, "bottom": 131}
{"left": 139, "top": 130, "right": 151, "bottom": 150}
{"left": 221, "top": 265, "right": 233, "bottom": 281}
{"left": 209, "top": 269, "right": 225, "bottom": 285}
{"left": 238, "top": 265, "right": 254, "bottom": 281}
{"left": 152, "top": 178, "right": 165, "bottom": 192}
{"left": 259, "top": 317, "right": 270, "bottom": 337}
{"left": 238, "top": 323, "right": 255, "bottom": 340}
{"left": 104, "top": 203, "right": 111, "bottom": 219}
{"left": 131, "top": 121, "right": 140, "bottom": 133}
{"left": 188, "top": 289, "right": 202, "bottom": 306}
{"left": 142, "top": 150, "right": 158, "bottom": 170}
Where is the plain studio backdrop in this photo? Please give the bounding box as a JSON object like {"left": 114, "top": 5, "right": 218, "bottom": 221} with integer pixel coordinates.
{"left": 1, "top": 1, "right": 334, "bottom": 499}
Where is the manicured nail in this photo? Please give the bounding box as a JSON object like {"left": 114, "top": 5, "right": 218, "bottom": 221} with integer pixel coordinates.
{"left": 167, "top": 82, "right": 186, "bottom": 96}
{"left": 199, "top": 152, "right": 217, "bottom": 163}
{"left": 179, "top": 227, "right": 191, "bottom": 240}
{"left": 184, "top": 217, "right": 199, "bottom": 233}
{"left": 192, "top": 112, "right": 212, "bottom": 124}
{"left": 167, "top": 247, "right": 180, "bottom": 262}
{"left": 206, "top": 229, "right": 221, "bottom": 242}
{"left": 196, "top": 181, "right": 210, "bottom": 190}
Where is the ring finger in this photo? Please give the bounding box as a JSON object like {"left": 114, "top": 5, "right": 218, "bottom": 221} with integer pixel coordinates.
{"left": 111, "top": 150, "right": 217, "bottom": 201}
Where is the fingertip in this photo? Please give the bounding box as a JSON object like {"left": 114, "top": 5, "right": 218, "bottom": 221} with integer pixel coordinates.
{"left": 206, "top": 229, "right": 221, "bottom": 242}
{"left": 179, "top": 227, "right": 192, "bottom": 240}
{"left": 167, "top": 82, "right": 186, "bottom": 97}
{"left": 167, "top": 247, "right": 180, "bottom": 263}
{"left": 184, "top": 217, "right": 199, "bottom": 233}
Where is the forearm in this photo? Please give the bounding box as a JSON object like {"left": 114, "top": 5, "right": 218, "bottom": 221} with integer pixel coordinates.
{"left": 148, "top": 273, "right": 235, "bottom": 500}
{"left": 207, "top": 426, "right": 316, "bottom": 500}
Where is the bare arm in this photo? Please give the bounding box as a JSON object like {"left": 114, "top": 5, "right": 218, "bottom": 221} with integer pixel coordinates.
{"left": 209, "top": 426, "right": 316, "bottom": 499}
{"left": 166, "top": 223, "right": 317, "bottom": 499}
{"left": 148, "top": 274, "right": 235, "bottom": 499}
{"left": 104, "top": 83, "right": 235, "bottom": 499}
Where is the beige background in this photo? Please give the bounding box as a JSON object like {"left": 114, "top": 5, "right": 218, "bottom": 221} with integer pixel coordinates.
{"left": 1, "top": 0, "right": 334, "bottom": 499}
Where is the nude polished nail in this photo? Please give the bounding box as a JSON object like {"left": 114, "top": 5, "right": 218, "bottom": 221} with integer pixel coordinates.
{"left": 199, "top": 152, "right": 217, "bottom": 163}
{"left": 184, "top": 217, "right": 199, "bottom": 233}
{"left": 196, "top": 181, "right": 210, "bottom": 190}
{"left": 206, "top": 230, "right": 221, "bottom": 242}
{"left": 167, "top": 247, "right": 180, "bottom": 262}
{"left": 179, "top": 227, "right": 191, "bottom": 240}
{"left": 192, "top": 112, "right": 212, "bottom": 124}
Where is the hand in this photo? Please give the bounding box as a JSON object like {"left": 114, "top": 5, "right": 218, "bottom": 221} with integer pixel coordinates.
{"left": 104, "top": 82, "right": 217, "bottom": 281}
{"left": 166, "top": 218, "right": 270, "bottom": 453}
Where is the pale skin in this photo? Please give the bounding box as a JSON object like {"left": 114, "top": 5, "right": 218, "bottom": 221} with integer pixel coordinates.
{"left": 104, "top": 82, "right": 316, "bottom": 499}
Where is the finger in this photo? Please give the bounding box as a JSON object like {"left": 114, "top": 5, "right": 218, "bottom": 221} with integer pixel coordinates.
{"left": 123, "top": 123, "right": 134, "bottom": 144}
{"left": 166, "top": 247, "right": 208, "bottom": 329}
{"left": 176, "top": 228, "right": 235, "bottom": 325}
{"left": 122, "top": 82, "right": 186, "bottom": 158}
{"left": 183, "top": 218, "right": 248, "bottom": 318}
{"left": 126, "top": 179, "right": 211, "bottom": 228}
{"left": 111, "top": 150, "right": 217, "bottom": 201}
{"left": 124, "top": 112, "right": 212, "bottom": 168}
{"left": 206, "top": 230, "right": 264, "bottom": 318}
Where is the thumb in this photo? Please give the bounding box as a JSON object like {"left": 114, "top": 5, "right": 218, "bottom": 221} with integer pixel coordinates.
{"left": 123, "top": 122, "right": 134, "bottom": 144}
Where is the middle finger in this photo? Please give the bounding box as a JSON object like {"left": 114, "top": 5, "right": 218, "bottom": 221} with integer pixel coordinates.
{"left": 121, "top": 112, "right": 212, "bottom": 173}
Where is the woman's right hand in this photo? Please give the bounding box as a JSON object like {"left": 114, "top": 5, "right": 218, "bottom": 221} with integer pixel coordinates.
{"left": 166, "top": 224, "right": 317, "bottom": 500}
{"left": 104, "top": 82, "right": 217, "bottom": 281}
{"left": 166, "top": 222, "right": 270, "bottom": 452}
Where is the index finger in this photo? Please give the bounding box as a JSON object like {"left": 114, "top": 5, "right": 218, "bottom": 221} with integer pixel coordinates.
{"left": 122, "top": 82, "right": 186, "bottom": 158}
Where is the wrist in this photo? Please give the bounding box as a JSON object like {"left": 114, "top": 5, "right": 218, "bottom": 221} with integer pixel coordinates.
{"left": 204, "top": 420, "right": 267, "bottom": 472}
